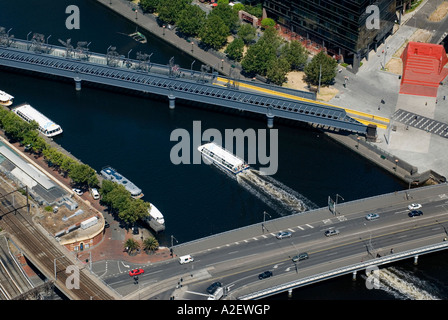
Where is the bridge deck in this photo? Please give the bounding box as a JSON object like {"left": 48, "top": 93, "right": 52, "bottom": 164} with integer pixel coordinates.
{"left": 0, "top": 39, "right": 369, "bottom": 134}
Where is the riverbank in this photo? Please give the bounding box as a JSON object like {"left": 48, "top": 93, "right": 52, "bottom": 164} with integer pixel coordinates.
{"left": 95, "top": 0, "right": 250, "bottom": 80}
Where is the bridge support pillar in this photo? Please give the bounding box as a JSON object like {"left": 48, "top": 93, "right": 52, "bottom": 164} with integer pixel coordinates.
{"left": 352, "top": 270, "right": 357, "bottom": 281}
{"left": 266, "top": 114, "right": 274, "bottom": 128}
{"left": 414, "top": 255, "right": 419, "bottom": 265}
{"left": 168, "top": 94, "right": 176, "bottom": 109}
{"left": 74, "top": 77, "right": 82, "bottom": 91}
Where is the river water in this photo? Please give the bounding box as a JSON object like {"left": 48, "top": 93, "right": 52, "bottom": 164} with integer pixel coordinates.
{"left": 0, "top": 0, "right": 447, "bottom": 300}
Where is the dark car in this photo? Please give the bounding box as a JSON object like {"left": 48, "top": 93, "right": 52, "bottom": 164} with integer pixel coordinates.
{"left": 408, "top": 210, "right": 423, "bottom": 217}
{"left": 258, "top": 271, "right": 273, "bottom": 280}
{"left": 206, "top": 281, "right": 222, "bottom": 294}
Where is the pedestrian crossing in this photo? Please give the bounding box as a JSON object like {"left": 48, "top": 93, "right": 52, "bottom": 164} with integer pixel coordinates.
{"left": 392, "top": 109, "right": 448, "bottom": 138}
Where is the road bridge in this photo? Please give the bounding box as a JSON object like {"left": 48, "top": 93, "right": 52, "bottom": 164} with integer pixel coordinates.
{"left": 129, "top": 183, "right": 448, "bottom": 300}
{"left": 0, "top": 38, "right": 372, "bottom": 134}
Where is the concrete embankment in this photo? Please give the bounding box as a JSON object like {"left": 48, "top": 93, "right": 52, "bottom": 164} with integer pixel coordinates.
{"left": 326, "top": 131, "right": 445, "bottom": 186}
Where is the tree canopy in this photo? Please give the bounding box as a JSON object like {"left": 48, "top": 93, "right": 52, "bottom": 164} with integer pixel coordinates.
{"left": 176, "top": 5, "right": 206, "bottom": 37}
{"left": 199, "top": 15, "right": 229, "bottom": 50}
{"left": 100, "top": 180, "right": 150, "bottom": 226}
{"left": 304, "top": 51, "right": 338, "bottom": 87}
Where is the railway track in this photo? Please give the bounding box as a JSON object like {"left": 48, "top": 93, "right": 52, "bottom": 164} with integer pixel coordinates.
{"left": 0, "top": 236, "right": 34, "bottom": 299}
{"left": 0, "top": 187, "right": 116, "bottom": 300}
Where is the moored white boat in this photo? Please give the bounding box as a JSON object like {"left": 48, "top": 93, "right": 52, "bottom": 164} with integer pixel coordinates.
{"left": 12, "top": 103, "right": 63, "bottom": 137}
{"left": 100, "top": 166, "right": 144, "bottom": 199}
{"left": 0, "top": 90, "right": 14, "bottom": 107}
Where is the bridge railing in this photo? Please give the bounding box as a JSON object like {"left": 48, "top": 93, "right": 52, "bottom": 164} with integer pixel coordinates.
{"left": 238, "top": 241, "right": 448, "bottom": 300}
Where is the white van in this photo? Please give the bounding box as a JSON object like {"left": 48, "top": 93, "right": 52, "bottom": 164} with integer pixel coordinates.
{"left": 90, "top": 188, "right": 100, "bottom": 200}
{"left": 179, "top": 254, "right": 194, "bottom": 264}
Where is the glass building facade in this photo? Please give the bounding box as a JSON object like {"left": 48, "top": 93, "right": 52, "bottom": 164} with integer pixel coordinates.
{"left": 264, "top": 0, "right": 397, "bottom": 71}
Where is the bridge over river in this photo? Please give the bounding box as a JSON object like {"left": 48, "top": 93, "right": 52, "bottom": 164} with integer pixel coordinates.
{"left": 123, "top": 183, "right": 448, "bottom": 300}
{"left": 0, "top": 37, "right": 389, "bottom": 134}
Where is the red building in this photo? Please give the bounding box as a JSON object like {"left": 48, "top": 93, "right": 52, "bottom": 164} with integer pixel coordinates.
{"left": 400, "top": 42, "right": 448, "bottom": 97}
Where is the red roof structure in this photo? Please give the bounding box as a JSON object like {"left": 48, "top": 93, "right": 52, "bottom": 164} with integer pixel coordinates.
{"left": 400, "top": 42, "right": 448, "bottom": 97}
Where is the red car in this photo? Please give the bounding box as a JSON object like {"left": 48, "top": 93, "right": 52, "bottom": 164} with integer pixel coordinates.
{"left": 129, "top": 268, "right": 144, "bottom": 277}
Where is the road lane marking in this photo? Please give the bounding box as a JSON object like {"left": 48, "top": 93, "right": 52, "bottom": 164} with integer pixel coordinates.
{"left": 306, "top": 224, "right": 314, "bottom": 228}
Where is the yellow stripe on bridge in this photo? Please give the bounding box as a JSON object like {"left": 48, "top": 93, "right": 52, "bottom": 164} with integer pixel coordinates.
{"left": 215, "top": 77, "right": 389, "bottom": 129}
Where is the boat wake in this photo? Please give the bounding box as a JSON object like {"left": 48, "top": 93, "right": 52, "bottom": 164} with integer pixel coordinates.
{"left": 363, "top": 267, "right": 441, "bottom": 300}
{"left": 236, "top": 169, "right": 317, "bottom": 216}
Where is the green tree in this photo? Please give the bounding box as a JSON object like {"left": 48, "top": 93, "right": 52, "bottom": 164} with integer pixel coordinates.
{"left": 142, "top": 236, "right": 159, "bottom": 253}
{"left": 69, "top": 163, "right": 98, "bottom": 187}
{"left": 139, "top": 0, "right": 161, "bottom": 13}
{"left": 208, "top": 2, "right": 239, "bottom": 33}
{"left": 157, "top": 0, "right": 190, "bottom": 25}
{"left": 176, "top": 5, "right": 206, "bottom": 37}
{"left": 237, "top": 23, "right": 256, "bottom": 45}
{"left": 118, "top": 198, "right": 150, "bottom": 226}
{"left": 281, "top": 40, "right": 308, "bottom": 71}
{"left": 261, "top": 18, "right": 275, "bottom": 28}
{"left": 241, "top": 32, "right": 280, "bottom": 76}
{"left": 304, "top": 51, "right": 338, "bottom": 87}
{"left": 225, "top": 37, "right": 244, "bottom": 61}
{"left": 199, "top": 15, "right": 229, "bottom": 50}
{"left": 124, "top": 238, "right": 140, "bottom": 254}
{"left": 266, "top": 57, "right": 290, "bottom": 85}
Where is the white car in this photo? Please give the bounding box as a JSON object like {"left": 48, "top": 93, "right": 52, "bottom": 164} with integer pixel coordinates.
{"left": 72, "top": 188, "right": 83, "bottom": 196}
{"left": 365, "top": 213, "right": 380, "bottom": 221}
{"left": 276, "top": 231, "right": 292, "bottom": 239}
{"left": 408, "top": 203, "right": 422, "bottom": 210}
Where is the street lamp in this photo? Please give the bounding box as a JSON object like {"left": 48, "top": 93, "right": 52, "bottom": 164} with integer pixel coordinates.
{"left": 262, "top": 211, "right": 271, "bottom": 233}
{"left": 170, "top": 235, "right": 178, "bottom": 257}
{"left": 334, "top": 194, "right": 344, "bottom": 215}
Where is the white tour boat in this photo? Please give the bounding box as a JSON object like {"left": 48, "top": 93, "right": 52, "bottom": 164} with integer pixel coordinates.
{"left": 12, "top": 103, "right": 63, "bottom": 137}
{"left": 198, "top": 142, "right": 250, "bottom": 174}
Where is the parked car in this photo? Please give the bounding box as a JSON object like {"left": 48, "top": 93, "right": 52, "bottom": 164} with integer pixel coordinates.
{"left": 365, "top": 213, "right": 380, "bottom": 221}
{"left": 206, "top": 281, "right": 222, "bottom": 294}
{"left": 408, "top": 210, "right": 423, "bottom": 217}
{"left": 292, "top": 252, "right": 309, "bottom": 262}
{"left": 408, "top": 203, "right": 422, "bottom": 210}
{"left": 129, "top": 268, "right": 144, "bottom": 277}
{"left": 258, "top": 271, "right": 273, "bottom": 280}
{"left": 72, "top": 188, "right": 83, "bottom": 196}
{"left": 325, "top": 229, "right": 340, "bottom": 237}
{"left": 90, "top": 188, "right": 100, "bottom": 200}
{"left": 276, "top": 231, "right": 292, "bottom": 239}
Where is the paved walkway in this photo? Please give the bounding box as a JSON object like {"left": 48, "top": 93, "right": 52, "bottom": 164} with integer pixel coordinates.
{"left": 96, "top": 0, "right": 251, "bottom": 80}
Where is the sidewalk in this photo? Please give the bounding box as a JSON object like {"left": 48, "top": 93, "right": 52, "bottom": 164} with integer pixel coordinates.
{"left": 96, "top": 0, "right": 251, "bottom": 80}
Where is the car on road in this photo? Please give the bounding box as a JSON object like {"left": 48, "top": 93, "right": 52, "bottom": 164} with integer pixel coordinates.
{"left": 129, "top": 268, "right": 144, "bottom": 277}
{"left": 276, "top": 231, "right": 292, "bottom": 239}
{"left": 258, "top": 271, "right": 273, "bottom": 280}
{"left": 292, "top": 252, "right": 309, "bottom": 262}
{"left": 324, "top": 229, "right": 340, "bottom": 237}
{"left": 408, "top": 203, "right": 422, "bottom": 210}
{"left": 365, "top": 213, "right": 380, "bottom": 221}
{"left": 206, "top": 281, "right": 222, "bottom": 294}
{"left": 408, "top": 210, "right": 423, "bottom": 217}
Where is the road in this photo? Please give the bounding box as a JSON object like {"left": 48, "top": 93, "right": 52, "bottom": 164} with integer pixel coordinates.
{"left": 101, "top": 184, "right": 448, "bottom": 300}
